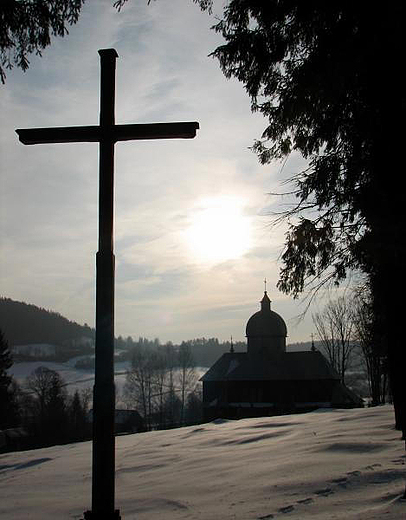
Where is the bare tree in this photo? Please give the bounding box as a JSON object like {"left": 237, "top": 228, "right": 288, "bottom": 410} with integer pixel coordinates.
{"left": 352, "top": 287, "right": 388, "bottom": 405}
{"left": 313, "top": 296, "right": 356, "bottom": 383}
{"left": 177, "top": 343, "right": 197, "bottom": 425}
{"left": 25, "top": 366, "right": 68, "bottom": 444}
{"left": 163, "top": 343, "right": 177, "bottom": 426}
{"left": 149, "top": 349, "right": 168, "bottom": 428}
{"left": 124, "top": 343, "right": 199, "bottom": 429}
{"left": 80, "top": 386, "right": 92, "bottom": 412}
{"left": 124, "top": 346, "right": 153, "bottom": 429}
{"left": 26, "top": 366, "right": 58, "bottom": 417}
{"left": 124, "top": 346, "right": 169, "bottom": 430}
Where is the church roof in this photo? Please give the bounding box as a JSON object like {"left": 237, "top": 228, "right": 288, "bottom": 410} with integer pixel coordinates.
{"left": 200, "top": 351, "right": 340, "bottom": 382}
{"left": 246, "top": 292, "right": 287, "bottom": 338}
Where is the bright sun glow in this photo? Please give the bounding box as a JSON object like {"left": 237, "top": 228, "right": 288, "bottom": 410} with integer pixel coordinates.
{"left": 184, "top": 196, "right": 252, "bottom": 264}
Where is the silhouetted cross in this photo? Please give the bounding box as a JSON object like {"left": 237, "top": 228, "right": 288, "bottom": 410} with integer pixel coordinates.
{"left": 16, "top": 49, "right": 199, "bottom": 520}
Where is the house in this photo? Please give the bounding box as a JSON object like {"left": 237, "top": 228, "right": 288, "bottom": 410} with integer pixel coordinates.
{"left": 200, "top": 291, "right": 363, "bottom": 421}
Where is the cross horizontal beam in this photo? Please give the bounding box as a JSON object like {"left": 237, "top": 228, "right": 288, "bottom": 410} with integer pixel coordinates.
{"left": 16, "top": 121, "right": 199, "bottom": 145}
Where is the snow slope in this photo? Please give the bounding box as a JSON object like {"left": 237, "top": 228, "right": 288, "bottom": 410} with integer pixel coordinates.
{"left": 0, "top": 405, "right": 404, "bottom": 520}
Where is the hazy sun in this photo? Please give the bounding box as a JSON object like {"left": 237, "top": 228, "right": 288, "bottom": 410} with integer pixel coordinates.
{"left": 184, "top": 196, "right": 252, "bottom": 264}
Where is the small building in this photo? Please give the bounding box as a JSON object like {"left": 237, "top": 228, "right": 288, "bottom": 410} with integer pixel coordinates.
{"left": 201, "top": 291, "right": 362, "bottom": 421}
{"left": 11, "top": 343, "right": 58, "bottom": 358}
{"left": 67, "top": 336, "right": 95, "bottom": 349}
{"left": 0, "top": 428, "right": 29, "bottom": 453}
{"left": 88, "top": 409, "right": 145, "bottom": 434}
{"left": 114, "top": 409, "right": 145, "bottom": 434}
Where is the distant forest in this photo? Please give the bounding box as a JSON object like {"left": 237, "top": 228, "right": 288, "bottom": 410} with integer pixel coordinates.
{"left": 115, "top": 336, "right": 247, "bottom": 368}
{"left": 0, "top": 297, "right": 94, "bottom": 346}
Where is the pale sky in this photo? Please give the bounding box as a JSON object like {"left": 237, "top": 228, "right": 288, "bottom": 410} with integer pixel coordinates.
{"left": 0, "top": 0, "right": 331, "bottom": 344}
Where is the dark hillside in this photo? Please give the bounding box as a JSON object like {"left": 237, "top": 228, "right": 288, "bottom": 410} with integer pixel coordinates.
{"left": 0, "top": 297, "right": 94, "bottom": 346}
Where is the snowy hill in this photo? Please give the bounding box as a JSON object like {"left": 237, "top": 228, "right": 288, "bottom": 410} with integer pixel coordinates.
{"left": 0, "top": 297, "right": 94, "bottom": 348}
{"left": 0, "top": 405, "right": 404, "bottom": 519}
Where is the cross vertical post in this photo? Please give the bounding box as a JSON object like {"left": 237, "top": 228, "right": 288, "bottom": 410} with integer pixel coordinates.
{"left": 16, "top": 48, "right": 199, "bottom": 519}
{"left": 92, "top": 49, "right": 119, "bottom": 519}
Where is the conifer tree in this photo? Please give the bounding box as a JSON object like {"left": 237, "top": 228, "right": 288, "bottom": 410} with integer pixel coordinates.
{"left": 68, "top": 390, "right": 88, "bottom": 441}
{"left": 0, "top": 329, "right": 19, "bottom": 428}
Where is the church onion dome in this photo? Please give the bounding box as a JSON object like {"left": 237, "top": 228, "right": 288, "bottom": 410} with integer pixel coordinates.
{"left": 246, "top": 292, "right": 287, "bottom": 338}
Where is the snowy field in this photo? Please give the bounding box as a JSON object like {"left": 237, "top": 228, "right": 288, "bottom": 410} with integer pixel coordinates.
{"left": 0, "top": 404, "right": 405, "bottom": 519}
{"left": 8, "top": 359, "right": 127, "bottom": 396}
{"left": 8, "top": 361, "right": 208, "bottom": 401}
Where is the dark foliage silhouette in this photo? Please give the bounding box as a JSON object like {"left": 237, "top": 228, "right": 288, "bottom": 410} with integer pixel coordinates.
{"left": 0, "top": 0, "right": 85, "bottom": 83}
{"left": 187, "top": 0, "right": 405, "bottom": 436}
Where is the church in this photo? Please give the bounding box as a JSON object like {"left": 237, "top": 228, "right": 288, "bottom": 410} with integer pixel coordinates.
{"left": 201, "top": 291, "right": 363, "bottom": 421}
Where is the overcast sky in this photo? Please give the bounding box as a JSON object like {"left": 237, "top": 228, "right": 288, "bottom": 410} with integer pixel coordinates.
{"left": 0, "top": 0, "right": 335, "bottom": 344}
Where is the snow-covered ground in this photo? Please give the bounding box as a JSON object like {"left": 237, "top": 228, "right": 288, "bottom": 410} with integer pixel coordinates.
{"left": 0, "top": 405, "right": 404, "bottom": 519}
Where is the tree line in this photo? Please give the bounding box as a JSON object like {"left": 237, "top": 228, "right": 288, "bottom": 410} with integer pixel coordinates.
{"left": 0, "top": 329, "right": 206, "bottom": 451}
{"left": 116, "top": 336, "right": 245, "bottom": 367}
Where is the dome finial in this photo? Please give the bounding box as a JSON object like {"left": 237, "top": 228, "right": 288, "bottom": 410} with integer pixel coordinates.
{"left": 264, "top": 277, "right": 267, "bottom": 293}
{"left": 261, "top": 289, "right": 271, "bottom": 312}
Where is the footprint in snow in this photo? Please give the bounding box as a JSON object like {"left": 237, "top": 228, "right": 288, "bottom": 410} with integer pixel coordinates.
{"left": 331, "top": 477, "right": 348, "bottom": 485}
{"left": 278, "top": 505, "right": 295, "bottom": 513}
{"left": 314, "top": 487, "right": 334, "bottom": 497}
{"left": 364, "top": 463, "right": 382, "bottom": 470}
{"left": 297, "top": 497, "right": 314, "bottom": 505}
{"left": 347, "top": 470, "right": 361, "bottom": 477}
{"left": 257, "top": 504, "right": 295, "bottom": 519}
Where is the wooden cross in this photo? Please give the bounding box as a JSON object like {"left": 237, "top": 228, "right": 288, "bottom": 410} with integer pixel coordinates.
{"left": 16, "top": 48, "right": 199, "bottom": 520}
